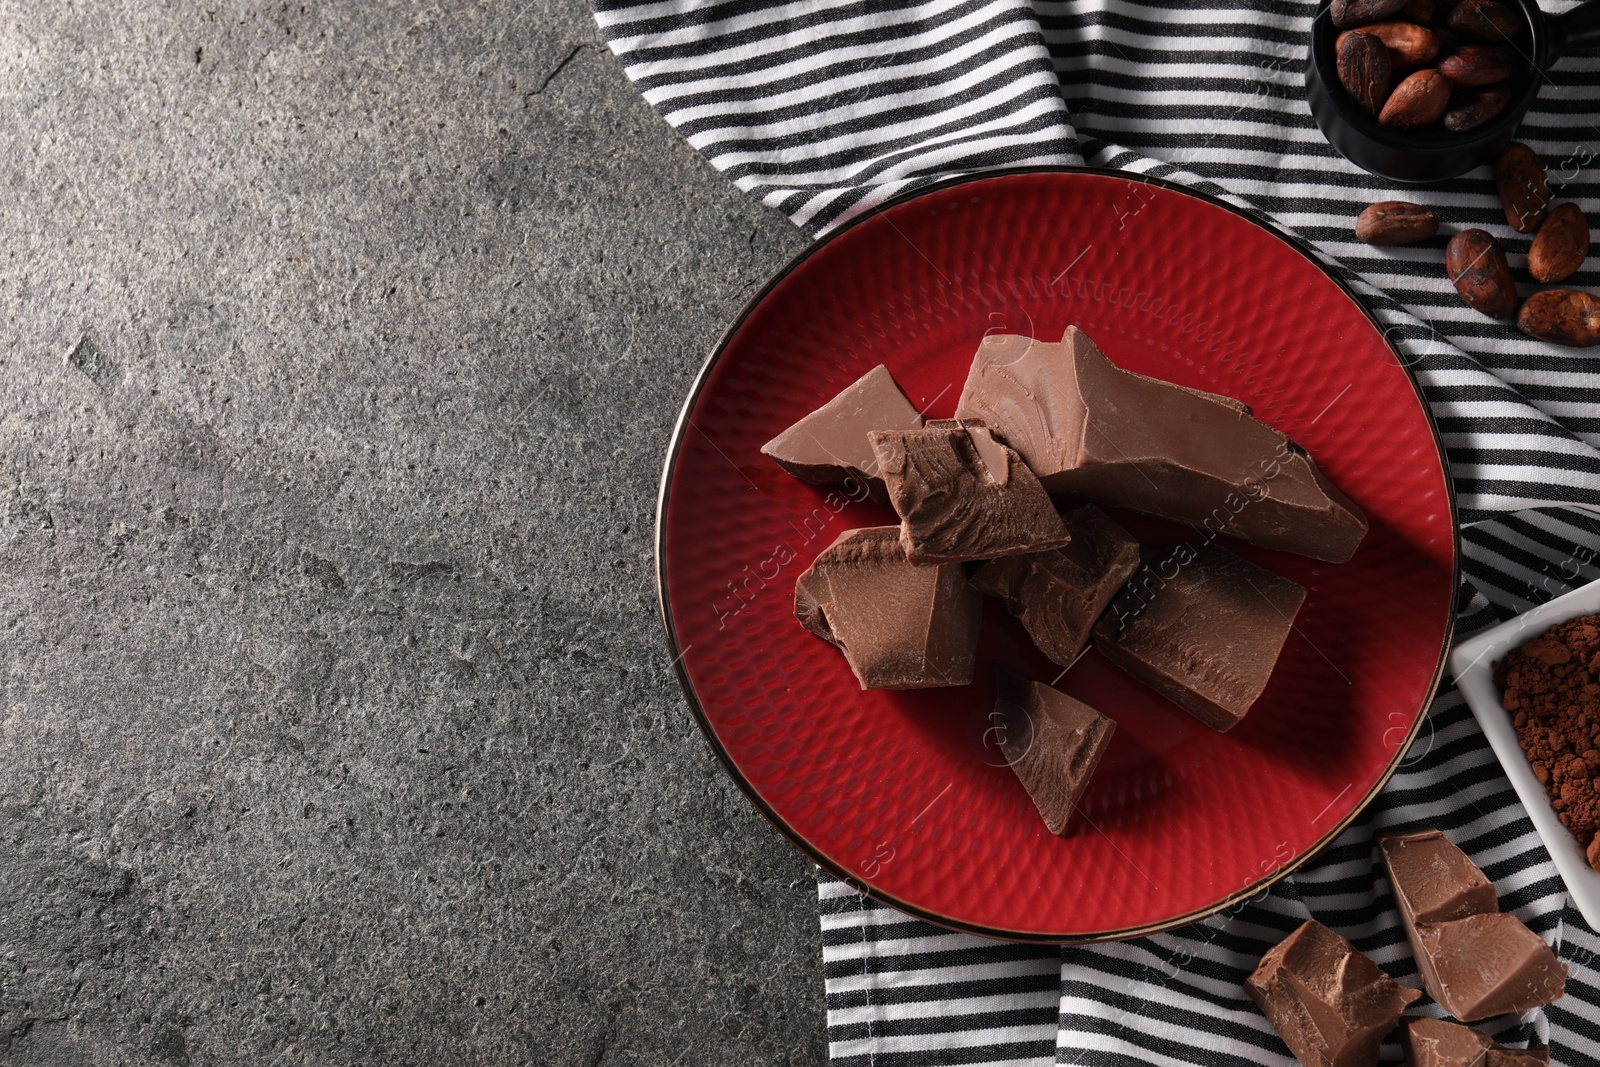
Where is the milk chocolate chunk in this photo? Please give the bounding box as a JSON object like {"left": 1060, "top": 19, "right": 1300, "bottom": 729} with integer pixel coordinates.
{"left": 954, "top": 328, "right": 1368, "bottom": 563}
{"left": 1413, "top": 914, "right": 1566, "bottom": 1022}
{"left": 794, "top": 526, "right": 981, "bottom": 690}
{"left": 972, "top": 505, "right": 1140, "bottom": 668}
{"left": 869, "top": 423, "right": 1072, "bottom": 565}
{"left": 1246, "top": 919, "right": 1421, "bottom": 1067}
{"left": 993, "top": 668, "right": 1116, "bottom": 835}
{"left": 1092, "top": 544, "right": 1305, "bottom": 731}
{"left": 1379, "top": 830, "right": 1498, "bottom": 928}
{"left": 1380, "top": 829, "right": 1566, "bottom": 1021}
{"left": 1402, "top": 1017, "right": 1549, "bottom": 1067}
{"left": 761, "top": 364, "right": 923, "bottom": 494}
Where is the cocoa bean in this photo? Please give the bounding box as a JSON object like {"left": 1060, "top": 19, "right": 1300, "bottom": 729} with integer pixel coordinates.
{"left": 1439, "top": 44, "right": 1516, "bottom": 86}
{"left": 1378, "top": 69, "right": 1450, "bottom": 129}
{"left": 1338, "top": 31, "right": 1393, "bottom": 116}
{"left": 1445, "top": 229, "right": 1517, "bottom": 318}
{"left": 1495, "top": 141, "right": 1551, "bottom": 234}
{"left": 1518, "top": 290, "right": 1600, "bottom": 347}
{"left": 1332, "top": 0, "right": 1409, "bottom": 28}
{"left": 1443, "top": 86, "right": 1512, "bottom": 131}
{"left": 1355, "top": 201, "right": 1440, "bottom": 245}
{"left": 1529, "top": 203, "right": 1590, "bottom": 283}
{"left": 1343, "top": 20, "right": 1441, "bottom": 68}
{"left": 1400, "top": 0, "right": 1436, "bottom": 22}
{"left": 1448, "top": 0, "right": 1523, "bottom": 41}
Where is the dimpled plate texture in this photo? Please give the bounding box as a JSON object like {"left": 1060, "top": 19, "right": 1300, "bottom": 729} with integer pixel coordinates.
{"left": 657, "top": 169, "right": 1456, "bottom": 942}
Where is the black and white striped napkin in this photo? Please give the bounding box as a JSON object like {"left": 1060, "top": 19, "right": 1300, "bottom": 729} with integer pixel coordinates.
{"left": 598, "top": 0, "right": 1600, "bottom": 1062}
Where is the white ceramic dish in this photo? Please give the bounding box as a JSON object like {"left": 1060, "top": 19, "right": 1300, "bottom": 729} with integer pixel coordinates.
{"left": 1451, "top": 577, "right": 1600, "bottom": 931}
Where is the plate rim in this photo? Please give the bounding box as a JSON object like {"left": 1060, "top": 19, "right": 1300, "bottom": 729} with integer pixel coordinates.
{"left": 653, "top": 165, "right": 1462, "bottom": 944}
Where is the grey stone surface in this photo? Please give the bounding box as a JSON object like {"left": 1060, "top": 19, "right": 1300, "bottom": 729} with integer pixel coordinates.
{"left": 0, "top": 2, "right": 822, "bottom": 1063}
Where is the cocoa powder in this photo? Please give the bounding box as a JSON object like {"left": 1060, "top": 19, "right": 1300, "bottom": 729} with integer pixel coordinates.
{"left": 1495, "top": 615, "right": 1600, "bottom": 870}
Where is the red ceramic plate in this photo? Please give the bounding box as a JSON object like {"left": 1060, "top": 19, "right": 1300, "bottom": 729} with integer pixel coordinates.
{"left": 656, "top": 169, "right": 1457, "bottom": 943}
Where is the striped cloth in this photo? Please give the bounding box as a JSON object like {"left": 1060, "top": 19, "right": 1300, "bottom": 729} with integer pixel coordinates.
{"left": 595, "top": 0, "right": 1600, "bottom": 1062}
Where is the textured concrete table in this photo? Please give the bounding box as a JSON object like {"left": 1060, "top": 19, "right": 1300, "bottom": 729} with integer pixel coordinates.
{"left": 0, "top": 2, "right": 822, "bottom": 1063}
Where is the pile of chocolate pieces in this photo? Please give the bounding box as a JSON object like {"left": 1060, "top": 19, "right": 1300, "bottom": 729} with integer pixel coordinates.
{"left": 762, "top": 327, "right": 1367, "bottom": 834}
{"left": 1248, "top": 829, "right": 1566, "bottom": 1067}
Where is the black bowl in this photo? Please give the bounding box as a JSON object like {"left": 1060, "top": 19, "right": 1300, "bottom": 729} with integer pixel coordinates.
{"left": 1306, "top": 0, "right": 1600, "bottom": 182}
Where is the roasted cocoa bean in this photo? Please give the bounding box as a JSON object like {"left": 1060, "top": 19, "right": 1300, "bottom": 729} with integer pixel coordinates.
{"left": 1439, "top": 44, "right": 1516, "bottom": 86}
{"left": 1443, "top": 86, "right": 1513, "bottom": 131}
{"left": 1379, "top": 68, "right": 1450, "bottom": 129}
{"left": 1338, "top": 31, "right": 1393, "bottom": 116}
{"left": 1518, "top": 289, "right": 1600, "bottom": 347}
{"left": 1495, "top": 141, "right": 1551, "bottom": 234}
{"left": 1352, "top": 20, "right": 1441, "bottom": 67}
{"left": 1445, "top": 229, "right": 1517, "bottom": 318}
{"left": 1355, "top": 201, "right": 1440, "bottom": 245}
{"left": 1332, "top": 0, "right": 1409, "bottom": 28}
{"left": 1528, "top": 203, "right": 1590, "bottom": 283}
{"left": 1448, "top": 0, "right": 1523, "bottom": 41}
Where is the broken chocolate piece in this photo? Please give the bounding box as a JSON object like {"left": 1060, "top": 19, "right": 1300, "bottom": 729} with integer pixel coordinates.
{"left": 1092, "top": 544, "right": 1305, "bottom": 731}
{"left": 954, "top": 328, "right": 1368, "bottom": 563}
{"left": 1402, "top": 1017, "right": 1549, "bottom": 1067}
{"left": 1402, "top": 1018, "right": 1485, "bottom": 1067}
{"left": 869, "top": 423, "right": 1072, "bottom": 565}
{"left": 1379, "top": 829, "right": 1567, "bottom": 1021}
{"left": 1380, "top": 830, "right": 1499, "bottom": 927}
{"left": 794, "top": 526, "right": 981, "bottom": 690}
{"left": 972, "top": 505, "right": 1140, "bottom": 668}
{"left": 993, "top": 668, "right": 1115, "bottom": 835}
{"left": 1413, "top": 914, "right": 1566, "bottom": 1022}
{"left": 761, "top": 364, "right": 923, "bottom": 495}
{"left": 1246, "top": 919, "right": 1421, "bottom": 1067}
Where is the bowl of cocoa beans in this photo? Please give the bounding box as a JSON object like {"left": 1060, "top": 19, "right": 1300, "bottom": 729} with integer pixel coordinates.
{"left": 1307, "top": 0, "right": 1600, "bottom": 182}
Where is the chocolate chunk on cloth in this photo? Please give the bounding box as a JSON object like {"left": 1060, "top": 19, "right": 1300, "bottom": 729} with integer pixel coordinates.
{"left": 972, "top": 505, "right": 1139, "bottom": 668}
{"left": 992, "top": 668, "right": 1115, "bottom": 835}
{"left": 1413, "top": 914, "right": 1566, "bottom": 1022}
{"left": 869, "top": 421, "right": 1072, "bottom": 565}
{"left": 794, "top": 526, "right": 981, "bottom": 690}
{"left": 1092, "top": 543, "right": 1305, "bottom": 732}
{"left": 761, "top": 364, "right": 923, "bottom": 495}
{"left": 1402, "top": 1017, "right": 1548, "bottom": 1067}
{"left": 954, "top": 327, "right": 1368, "bottom": 563}
{"left": 1379, "top": 829, "right": 1566, "bottom": 1022}
{"left": 1380, "top": 830, "right": 1498, "bottom": 927}
{"left": 1246, "top": 919, "right": 1420, "bottom": 1067}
